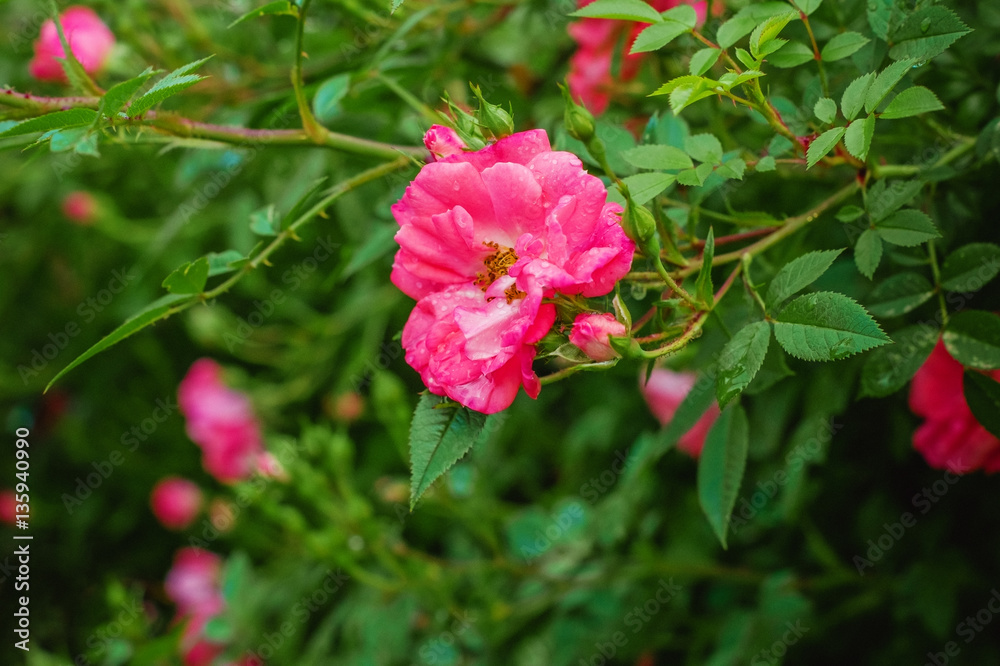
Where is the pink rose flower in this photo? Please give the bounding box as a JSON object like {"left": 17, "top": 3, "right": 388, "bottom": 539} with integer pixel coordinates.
{"left": 62, "top": 191, "right": 99, "bottom": 225}
{"left": 641, "top": 368, "right": 720, "bottom": 457}
{"left": 568, "top": 0, "right": 707, "bottom": 114}
{"left": 30, "top": 6, "right": 115, "bottom": 83}
{"left": 570, "top": 312, "right": 626, "bottom": 362}
{"left": 391, "top": 126, "right": 634, "bottom": 413}
{"left": 150, "top": 477, "right": 203, "bottom": 530}
{"left": 908, "top": 340, "right": 1000, "bottom": 473}
{"left": 164, "top": 548, "right": 225, "bottom": 619}
{"left": 424, "top": 124, "right": 466, "bottom": 161}
{"left": 0, "top": 489, "right": 17, "bottom": 526}
{"left": 178, "top": 359, "right": 266, "bottom": 483}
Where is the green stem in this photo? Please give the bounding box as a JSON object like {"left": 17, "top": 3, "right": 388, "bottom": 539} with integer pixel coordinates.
{"left": 870, "top": 136, "right": 976, "bottom": 180}
{"left": 801, "top": 12, "right": 829, "bottom": 98}
{"left": 653, "top": 256, "right": 700, "bottom": 309}
{"left": 927, "top": 241, "right": 949, "bottom": 327}
{"left": 292, "top": 0, "right": 326, "bottom": 143}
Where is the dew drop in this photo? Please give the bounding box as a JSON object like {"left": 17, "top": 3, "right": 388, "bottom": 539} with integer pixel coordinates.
{"left": 920, "top": 18, "right": 931, "bottom": 33}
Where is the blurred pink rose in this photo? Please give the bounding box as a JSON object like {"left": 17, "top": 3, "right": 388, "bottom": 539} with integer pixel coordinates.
{"left": 909, "top": 340, "right": 1000, "bottom": 473}
{"left": 150, "top": 477, "right": 203, "bottom": 530}
{"left": 164, "top": 548, "right": 225, "bottom": 619}
{"left": 641, "top": 368, "right": 720, "bottom": 457}
{"left": 570, "top": 312, "right": 626, "bottom": 362}
{"left": 61, "top": 191, "right": 98, "bottom": 225}
{"left": 0, "top": 489, "right": 17, "bottom": 526}
{"left": 568, "top": 0, "right": 707, "bottom": 114}
{"left": 30, "top": 6, "right": 115, "bottom": 83}
{"left": 391, "top": 126, "right": 634, "bottom": 413}
{"left": 178, "top": 359, "right": 266, "bottom": 483}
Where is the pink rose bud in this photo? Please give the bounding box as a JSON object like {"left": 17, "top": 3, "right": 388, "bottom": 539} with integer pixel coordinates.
{"left": 61, "top": 191, "right": 98, "bottom": 225}
{"left": 423, "top": 124, "right": 466, "bottom": 161}
{"left": 150, "top": 477, "right": 203, "bottom": 530}
{"left": 641, "top": 368, "right": 720, "bottom": 458}
{"left": 0, "top": 489, "right": 17, "bottom": 526}
{"left": 569, "top": 313, "right": 626, "bottom": 362}
{"left": 30, "top": 6, "right": 115, "bottom": 83}
{"left": 327, "top": 391, "right": 364, "bottom": 423}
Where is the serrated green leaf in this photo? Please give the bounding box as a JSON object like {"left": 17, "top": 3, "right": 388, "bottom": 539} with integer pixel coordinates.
{"left": 128, "top": 57, "right": 213, "bottom": 117}
{"left": 312, "top": 73, "right": 351, "bottom": 123}
{"left": 821, "top": 32, "right": 870, "bottom": 61}
{"left": 716, "top": 157, "right": 746, "bottom": 180}
{"left": 750, "top": 11, "right": 797, "bottom": 59}
{"left": 773, "top": 292, "right": 890, "bottom": 361}
{"left": 622, "top": 145, "right": 693, "bottom": 170}
{"left": 766, "top": 249, "right": 843, "bottom": 308}
{"left": 860, "top": 325, "right": 937, "bottom": 397}
{"left": 844, "top": 114, "right": 875, "bottom": 161}
{"left": 756, "top": 155, "right": 777, "bottom": 172}
{"left": 880, "top": 86, "right": 945, "bottom": 119}
{"left": 676, "top": 162, "right": 713, "bottom": 186}
{"left": 943, "top": 311, "right": 1000, "bottom": 370}
{"left": 662, "top": 4, "right": 698, "bottom": 28}
{"left": 45, "top": 293, "right": 195, "bottom": 392}
{"left": 696, "top": 227, "right": 715, "bottom": 306}
{"left": 207, "top": 250, "right": 246, "bottom": 277}
{"left": 249, "top": 204, "right": 279, "bottom": 236}
{"left": 841, "top": 72, "right": 875, "bottom": 121}
{"left": 866, "top": 272, "right": 935, "bottom": 318}
{"left": 690, "top": 48, "right": 721, "bottom": 76}
{"left": 855, "top": 229, "right": 883, "bottom": 279}
{"left": 964, "top": 371, "right": 1000, "bottom": 439}
{"left": 409, "top": 394, "right": 494, "bottom": 509}
{"left": 684, "top": 133, "right": 723, "bottom": 164}
{"left": 716, "top": 321, "right": 771, "bottom": 408}
{"left": 792, "top": 0, "right": 823, "bottom": 15}
{"left": 768, "top": 41, "right": 815, "bottom": 68}
{"left": 631, "top": 19, "right": 691, "bottom": 53}
{"left": 228, "top": 0, "right": 298, "bottom": 28}
{"left": 865, "top": 59, "right": 916, "bottom": 114}
{"left": 621, "top": 172, "right": 676, "bottom": 204}
{"left": 698, "top": 404, "right": 749, "bottom": 549}
{"left": 718, "top": 69, "right": 765, "bottom": 91}
{"left": 806, "top": 126, "right": 846, "bottom": 168}
{"left": 735, "top": 47, "right": 757, "bottom": 70}
{"left": 836, "top": 205, "right": 865, "bottom": 222}
{"left": 100, "top": 68, "right": 157, "bottom": 117}
{"left": 888, "top": 6, "right": 971, "bottom": 62}
{"left": 715, "top": 3, "right": 791, "bottom": 49}
{"left": 867, "top": 178, "right": 924, "bottom": 223}
{"left": 162, "top": 257, "right": 210, "bottom": 294}
{"left": 0, "top": 109, "right": 98, "bottom": 138}
{"left": 814, "top": 98, "right": 837, "bottom": 124}
{"left": 875, "top": 209, "right": 939, "bottom": 246}
{"left": 867, "top": 0, "right": 905, "bottom": 41}
{"left": 570, "top": 0, "right": 663, "bottom": 22}
{"left": 940, "top": 243, "right": 1000, "bottom": 292}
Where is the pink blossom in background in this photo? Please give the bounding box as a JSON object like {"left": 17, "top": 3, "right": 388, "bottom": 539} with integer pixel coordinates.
{"left": 909, "top": 340, "right": 1000, "bottom": 473}
{"left": 30, "top": 6, "right": 115, "bottom": 82}
{"left": 641, "top": 368, "right": 720, "bottom": 457}
{"left": 178, "top": 359, "right": 265, "bottom": 483}
{"left": 568, "top": 0, "right": 707, "bottom": 115}
{"left": 570, "top": 313, "right": 626, "bottom": 362}
{"left": 0, "top": 489, "right": 17, "bottom": 525}
{"left": 391, "top": 126, "right": 634, "bottom": 413}
{"left": 62, "top": 191, "right": 98, "bottom": 225}
{"left": 150, "top": 477, "right": 203, "bottom": 530}
{"left": 164, "top": 548, "right": 228, "bottom": 665}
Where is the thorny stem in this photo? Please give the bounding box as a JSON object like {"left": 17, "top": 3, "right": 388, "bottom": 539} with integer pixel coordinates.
{"left": 292, "top": 0, "right": 326, "bottom": 143}
{"left": 800, "top": 11, "right": 829, "bottom": 98}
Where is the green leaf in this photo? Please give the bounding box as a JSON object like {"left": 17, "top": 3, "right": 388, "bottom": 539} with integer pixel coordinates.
{"left": 773, "top": 292, "right": 890, "bottom": 361}
{"left": 676, "top": 162, "right": 713, "bottom": 186}
{"left": 128, "top": 57, "right": 213, "bottom": 117}
{"left": 698, "top": 404, "right": 749, "bottom": 549}
{"left": 735, "top": 47, "right": 757, "bottom": 70}
{"left": 716, "top": 321, "right": 771, "bottom": 409}
{"left": 867, "top": 0, "right": 906, "bottom": 41}
{"left": 866, "top": 178, "right": 924, "bottom": 223}
{"left": 689, "top": 48, "right": 721, "bottom": 76}
{"left": 570, "top": 0, "right": 663, "bottom": 22}
{"left": 756, "top": 155, "right": 777, "bottom": 172}
{"left": 836, "top": 205, "right": 865, "bottom": 222}
{"left": 684, "top": 133, "right": 723, "bottom": 164}
{"left": 860, "top": 325, "right": 937, "bottom": 398}
{"left": 865, "top": 59, "right": 916, "bottom": 114}
{"left": 716, "top": 157, "right": 746, "bottom": 180}
{"left": 875, "top": 209, "right": 940, "bottom": 246}
{"left": 662, "top": 4, "right": 698, "bottom": 28}
{"left": 806, "top": 126, "right": 846, "bottom": 168}
{"left": 880, "top": 86, "right": 945, "bottom": 120}
{"left": 312, "top": 73, "right": 351, "bottom": 124}
{"left": 768, "top": 41, "right": 815, "bottom": 68}
{"left": 696, "top": 227, "right": 715, "bottom": 306}
{"left": 228, "top": 0, "right": 298, "bottom": 28}
{"left": 715, "top": 3, "right": 791, "bottom": 49}
{"left": 162, "top": 257, "right": 210, "bottom": 295}
{"left": 0, "top": 109, "right": 98, "bottom": 138}
{"left": 888, "top": 6, "right": 971, "bottom": 62}
{"left": 964, "top": 371, "right": 1000, "bottom": 439}
{"left": 844, "top": 114, "right": 875, "bottom": 161}
{"left": 841, "top": 73, "right": 875, "bottom": 121}
{"left": 45, "top": 294, "right": 195, "bottom": 392}
{"left": 281, "top": 176, "right": 330, "bottom": 230}
{"left": 659, "top": 77, "right": 718, "bottom": 114}
{"left": 717, "top": 69, "right": 765, "bottom": 91}
{"left": 622, "top": 145, "right": 693, "bottom": 170}
{"left": 100, "top": 68, "right": 157, "bottom": 117}
{"left": 621, "top": 172, "right": 676, "bottom": 205}
{"left": 821, "top": 32, "right": 870, "bottom": 61}
{"left": 249, "top": 204, "right": 279, "bottom": 236}
{"left": 814, "top": 98, "right": 837, "bottom": 124}
{"left": 855, "top": 229, "right": 883, "bottom": 279}
{"left": 866, "top": 272, "right": 935, "bottom": 317}
{"left": 791, "top": 0, "right": 823, "bottom": 15}
{"left": 940, "top": 243, "right": 1000, "bottom": 292}
{"left": 766, "top": 249, "right": 844, "bottom": 309}
{"left": 207, "top": 250, "right": 246, "bottom": 277}
{"left": 750, "top": 11, "right": 797, "bottom": 60}
{"left": 943, "top": 311, "right": 1000, "bottom": 370}
{"left": 631, "top": 19, "right": 691, "bottom": 53}
{"left": 409, "top": 394, "right": 493, "bottom": 509}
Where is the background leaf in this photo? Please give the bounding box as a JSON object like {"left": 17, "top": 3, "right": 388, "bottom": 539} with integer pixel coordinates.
{"left": 698, "top": 404, "right": 749, "bottom": 549}
{"left": 943, "top": 311, "right": 1000, "bottom": 370}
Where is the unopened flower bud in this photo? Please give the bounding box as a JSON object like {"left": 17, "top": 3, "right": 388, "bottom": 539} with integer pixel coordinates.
{"left": 570, "top": 313, "right": 627, "bottom": 362}
{"left": 622, "top": 201, "right": 660, "bottom": 258}
{"left": 470, "top": 84, "right": 514, "bottom": 139}
{"left": 559, "top": 83, "right": 596, "bottom": 144}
